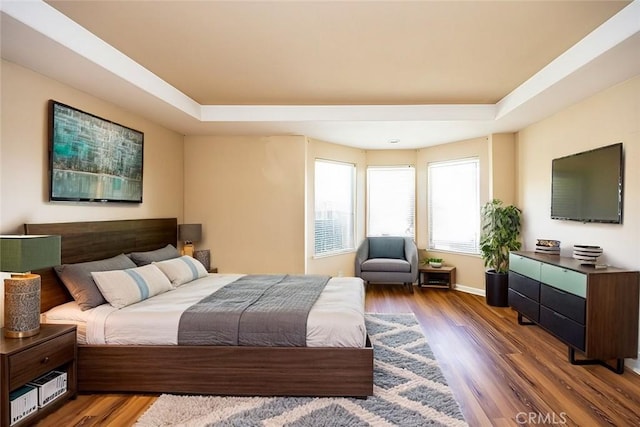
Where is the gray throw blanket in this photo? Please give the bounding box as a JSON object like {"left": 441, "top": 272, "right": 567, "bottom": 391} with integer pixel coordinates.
{"left": 177, "top": 274, "right": 330, "bottom": 346}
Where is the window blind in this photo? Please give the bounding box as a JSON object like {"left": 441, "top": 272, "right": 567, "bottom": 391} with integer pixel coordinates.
{"left": 428, "top": 158, "right": 480, "bottom": 254}
{"left": 314, "top": 159, "right": 355, "bottom": 256}
{"left": 367, "top": 166, "right": 415, "bottom": 237}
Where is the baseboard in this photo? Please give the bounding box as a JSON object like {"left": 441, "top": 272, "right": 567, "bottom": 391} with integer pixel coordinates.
{"left": 453, "top": 284, "right": 486, "bottom": 297}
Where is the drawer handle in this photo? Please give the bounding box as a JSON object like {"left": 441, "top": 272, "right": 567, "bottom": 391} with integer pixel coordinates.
{"left": 550, "top": 287, "right": 567, "bottom": 296}
{"left": 41, "top": 356, "right": 50, "bottom": 364}
{"left": 552, "top": 311, "right": 567, "bottom": 320}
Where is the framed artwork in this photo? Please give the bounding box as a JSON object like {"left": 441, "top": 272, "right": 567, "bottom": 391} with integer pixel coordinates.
{"left": 49, "top": 100, "right": 144, "bottom": 203}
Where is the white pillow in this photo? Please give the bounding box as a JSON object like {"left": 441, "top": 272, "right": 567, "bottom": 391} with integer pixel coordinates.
{"left": 91, "top": 264, "right": 172, "bottom": 308}
{"left": 154, "top": 256, "right": 208, "bottom": 287}
{"left": 41, "top": 301, "right": 90, "bottom": 322}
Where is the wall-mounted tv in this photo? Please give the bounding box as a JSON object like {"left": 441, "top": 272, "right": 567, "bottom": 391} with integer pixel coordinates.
{"left": 551, "top": 143, "right": 623, "bottom": 224}
{"left": 49, "top": 100, "right": 144, "bottom": 203}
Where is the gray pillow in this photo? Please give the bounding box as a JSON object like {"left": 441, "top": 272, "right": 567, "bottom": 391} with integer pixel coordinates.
{"left": 128, "top": 244, "right": 179, "bottom": 266}
{"left": 368, "top": 237, "right": 405, "bottom": 260}
{"left": 54, "top": 253, "right": 137, "bottom": 311}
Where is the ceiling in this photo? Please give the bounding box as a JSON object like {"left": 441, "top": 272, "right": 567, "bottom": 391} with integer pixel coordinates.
{"left": 1, "top": 1, "right": 639, "bottom": 149}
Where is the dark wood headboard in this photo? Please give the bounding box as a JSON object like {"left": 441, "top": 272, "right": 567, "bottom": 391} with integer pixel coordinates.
{"left": 24, "top": 218, "right": 177, "bottom": 312}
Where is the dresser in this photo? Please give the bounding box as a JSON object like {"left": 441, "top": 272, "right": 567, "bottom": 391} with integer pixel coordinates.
{"left": 508, "top": 251, "right": 639, "bottom": 374}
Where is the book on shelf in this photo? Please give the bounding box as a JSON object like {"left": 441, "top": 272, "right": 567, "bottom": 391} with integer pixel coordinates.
{"left": 28, "top": 370, "right": 67, "bottom": 408}
{"left": 9, "top": 384, "right": 38, "bottom": 426}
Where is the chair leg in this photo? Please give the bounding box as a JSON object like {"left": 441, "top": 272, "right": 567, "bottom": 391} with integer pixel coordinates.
{"left": 405, "top": 282, "right": 414, "bottom": 294}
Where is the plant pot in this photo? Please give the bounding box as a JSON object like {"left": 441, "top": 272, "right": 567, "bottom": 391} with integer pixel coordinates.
{"left": 485, "top": 270, "right": 509, "bottom": 307}
{"left": 429, "top": 262, "right": 442, "bottom": 268}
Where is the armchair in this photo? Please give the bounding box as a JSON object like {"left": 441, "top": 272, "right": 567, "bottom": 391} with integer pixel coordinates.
{"left": 355, "top": 236, "right": 418, "bottom": 293}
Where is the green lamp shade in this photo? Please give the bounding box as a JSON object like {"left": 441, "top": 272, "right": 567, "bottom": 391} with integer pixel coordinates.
{"left": 0, "top": 235, "right": 61, "bottom": 272}
{"left": 1, "top": 235, "right": 60, "bottom": 338}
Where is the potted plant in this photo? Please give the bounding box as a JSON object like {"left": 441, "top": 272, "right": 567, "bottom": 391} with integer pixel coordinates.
{"left": 421, "top": 257, "right": 444, "bottom": 268}
{"left": 480, "top": 199, "right": 522, "bottom": 306}
{"left": 429, "top": 258, "right": 443, "bottom": 268}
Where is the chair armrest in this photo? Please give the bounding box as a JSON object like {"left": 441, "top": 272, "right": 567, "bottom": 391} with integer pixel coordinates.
{"left": 355, "top": 239, "right": 369, "bottom": 276}
{"left": 404, "top": 238, "right": 419, "bottom": 282}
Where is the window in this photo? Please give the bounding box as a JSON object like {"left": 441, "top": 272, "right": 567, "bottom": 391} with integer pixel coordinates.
{"left": 367, "top": 166, "right": 415, "bottom": 237}
{"left": 314, "top": 159, "right": 355, "bottom": 256}
{"left": 428, "top": 158, "right": 480, "bottom": 254}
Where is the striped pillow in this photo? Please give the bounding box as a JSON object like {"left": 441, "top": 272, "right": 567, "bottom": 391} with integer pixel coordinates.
{"left": 154, "top": 256, "right": 208, "bottom": 287}
{"left": 91, "top": 264, "right": 172, "bottom": 308}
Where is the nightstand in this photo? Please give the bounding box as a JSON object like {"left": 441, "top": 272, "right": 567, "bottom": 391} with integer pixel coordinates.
{"left": 419, "top": 266, "right": 456, "bottom": 290}
{"left": 0, "top": 324, "right": 77, "bottom": 427}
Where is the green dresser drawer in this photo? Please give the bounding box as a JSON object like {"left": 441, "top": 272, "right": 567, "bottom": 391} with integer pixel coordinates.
{"left": 509, "top": 253, "right": 541, "bottom": 281}
{"left": 540, "top": 264, "right": 586, "bottom": 298}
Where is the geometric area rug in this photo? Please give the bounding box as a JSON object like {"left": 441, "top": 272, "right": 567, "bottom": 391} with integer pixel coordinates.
{"left": 135, "top": 313, "right": 468, "bottom": 426}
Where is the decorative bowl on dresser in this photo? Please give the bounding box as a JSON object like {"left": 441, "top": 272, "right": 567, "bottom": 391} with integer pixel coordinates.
{"left": 508, "top": 251, "right": 639, "bottom": 374}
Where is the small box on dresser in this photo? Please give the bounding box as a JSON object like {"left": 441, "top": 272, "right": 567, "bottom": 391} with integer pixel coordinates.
{"left": 28, "top": 370, "right": 67, "bottom": 408}
{"left": 9, "top": 385, "right": 37, "bottom": 426}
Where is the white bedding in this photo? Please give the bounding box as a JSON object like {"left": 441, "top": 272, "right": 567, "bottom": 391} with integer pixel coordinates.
{"left": 43, "top": 274, "right": 367, "bottom": 348}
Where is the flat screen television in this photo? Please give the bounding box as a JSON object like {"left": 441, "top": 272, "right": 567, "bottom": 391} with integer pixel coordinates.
{"left": 551, "top": 143, "right": 623, "bottom": 224}
{"left": 49, "top": 100, "right": 144, "bottom": 203}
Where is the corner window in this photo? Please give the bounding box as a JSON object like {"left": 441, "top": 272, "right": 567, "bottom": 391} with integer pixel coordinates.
{"left": 367, "top": 166, "right": 415, "bottom": 237}
{"left": 314, "top": 159, "right": 355, "bottom": 256}
{"left": 428, "top": 158, "right": 480, "bottom": 254}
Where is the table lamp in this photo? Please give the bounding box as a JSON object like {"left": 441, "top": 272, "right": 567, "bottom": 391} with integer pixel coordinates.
{"left": 1, "top": 235, "right": 61, "bottom": 338}
{"left": 178, "top": 224, "right": 201, "bottom": 257}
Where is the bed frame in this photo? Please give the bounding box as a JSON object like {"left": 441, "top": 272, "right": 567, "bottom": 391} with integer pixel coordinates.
{"left": 26, "top": 218, "right": 374, "bottom": 397}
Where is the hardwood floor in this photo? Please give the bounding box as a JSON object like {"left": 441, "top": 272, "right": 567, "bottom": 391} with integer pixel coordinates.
{"left": 36, "top": 284, "right": 640, "bottom": 426}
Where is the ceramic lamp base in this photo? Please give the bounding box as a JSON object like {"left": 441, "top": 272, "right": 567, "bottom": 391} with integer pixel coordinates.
{"left": 4, "top": 274, "right": 41, "bottom": 338}
{"left": 182, "top": 244, "right": 195, "bottom": 257}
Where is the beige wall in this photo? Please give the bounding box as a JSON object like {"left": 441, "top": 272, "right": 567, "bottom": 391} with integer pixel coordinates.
{"left": 366, "top": 149, "right": 417, "bottom": 167}
{"left": 489, "top": 133, "right": 517, "bottom": 205}
{"left": 306, "top": 138, "right": 366, "bottom": 276}
{"left": 0, "top": 60, "right": 184, "bottom": 234}
{"left": 183, "top": 135, "right": 306, "bottom": 274}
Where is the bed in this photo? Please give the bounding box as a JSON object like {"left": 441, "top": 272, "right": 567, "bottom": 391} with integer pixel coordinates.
{"left": 26, "top": 218, "right": 373, "bottom": 397}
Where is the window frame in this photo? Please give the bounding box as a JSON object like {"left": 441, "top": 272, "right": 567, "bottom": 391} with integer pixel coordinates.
{"left": 313, "top": 158, "right": 356, "bottom": 257}
{"left": 366, "top": 165, "right": 415, "bottom": 238}
{"left": 427, "top": 157, "right": 480, "bottom": 255}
